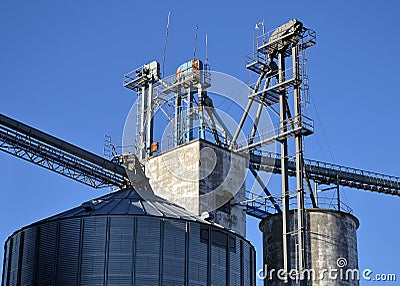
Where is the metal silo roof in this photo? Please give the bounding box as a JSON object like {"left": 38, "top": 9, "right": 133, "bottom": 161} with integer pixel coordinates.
{"left": 34, "top": 188, "right": 211, "bottom": 225}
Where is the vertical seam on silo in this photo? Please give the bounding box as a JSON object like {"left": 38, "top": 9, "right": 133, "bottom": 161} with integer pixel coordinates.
{"left": 132, "top": 217, "right": 136, "bottom": 286}
{"left": 53, "top": 221, "right": 60, "bottom": 286}
{"left": 249, "top": 247, "right": 253, "bottom": 286}
{"left": 240, "top": 240, "right": 244, "bottom": 286}
{"left": 104, "top": 217, "right": 110, "bottom": 286}
{"left": 16, "top": 232, "right": 24, "bottom": 286}
{"left": 207, "top": 226, "right": 211, "bottom": 286}
{"left": 77, "top": 218, "right": 84, "bottom": 286}
{"left": 184, "top": 222, "right": 189, "bottom": 286}
{"left": 251, "top": 246, "right": 255, "bottom": 286}
{"left": 1, "top": 239, "right": 7, "bottom": 286}
{"left": 33, "top": 227, "right": 40, "bottom": 286}
{"left": 6, "top": 238, "right": 12, "bottom": 286}
{"left": 159, "top": 219, "right": 164, "bottom": 286}
{"left": 7, "top": 237, "right": 13, "bottom": 286}
{"left": 226, "top": 233, "right": 230, "bottom": 286}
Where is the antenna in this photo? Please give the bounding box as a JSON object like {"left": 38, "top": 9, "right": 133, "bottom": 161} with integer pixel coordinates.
{"left": 254, "top": 20, "right": 266, "bottom": 44}
{"left": 193, "top": 23, "right": 198, "bottom": 59}
{"left": 205, "top": 34, "right": 209, "bottom": 66}
{"left": 162, "top": 11, "right": 171, "bottom": 78}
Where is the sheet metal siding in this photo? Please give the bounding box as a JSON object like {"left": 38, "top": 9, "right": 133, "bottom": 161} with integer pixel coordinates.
{"left": 243, "top": 241, "right": 252, "bottom": 286}
{"left": 230, "top": 236, "right": 241, "bottom": 286}
{"left": 211, "top": 243, "right": 227, "bottom": 285}
{"left": 9, "top": 234, "right": 20, "bottom": 285}
{"left": 135, "top": 217, "right": 161, "bottom": 285}
{"left": 2, "top": 216, "right": 254, "bottom": 286}
{"left": 162, "top": 220, "right": 186, "bottom": 286}
{"left": 20, "top": 228, "right": 36, "bottom": 286}
{"left": 81, "top": 217, "right": 107, "bottom": 286}
{"left": 55, "top": 219, "right": 80, "bottom": 286}
{"left": 2, "top": 239, "right": 10, "bottom": 286}
{"left": 188, "top": 222, "right": 208, "bottom": 285}
{"left": 250, "top": 247, "right": 256, "bottom": 286}
{"left": 36, "top": 221, "right": 57, "bottom": 285}
{"left": 107, "top": 217, "right": 135, "bottom": 285}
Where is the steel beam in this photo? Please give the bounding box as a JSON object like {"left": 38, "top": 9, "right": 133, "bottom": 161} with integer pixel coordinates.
{"left": 249, "top": 152, "right": 400, "bottom": 197}
{"left": 0, "top": 114, "right": 127, "bottom": 188}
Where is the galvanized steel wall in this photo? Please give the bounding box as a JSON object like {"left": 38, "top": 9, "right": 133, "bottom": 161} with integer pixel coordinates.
{"left": 2, "top": 215, "right": 255, "bottom": 286}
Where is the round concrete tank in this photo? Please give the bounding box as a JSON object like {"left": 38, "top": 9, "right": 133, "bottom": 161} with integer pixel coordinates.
{"left": 2, "top": 188, "right": 255, "bottom": 286}
{"left": 259, "top": 209, "right": 359, "bottom": 286}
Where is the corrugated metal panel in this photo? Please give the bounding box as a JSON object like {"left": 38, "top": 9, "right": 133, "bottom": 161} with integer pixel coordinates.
{"left": 2, "top": 217, "right": 255, "bottom": 286}
{"left": 35, "top": 221, "right": 57, "bottom": 285}
{"left": 250, "top": 247, "right": 256, "bottom": 286}
{"left": 2, "top": 239, "right": 11, "bottom": 286}
{"left": 55, "top": 219, "right": 80, "bottom": 286}
{"left": 243, "top": 242, "right": 251, "bottom": 286}
{"left": 188, "top": 223, "right": 208, "bottom": 285}
{"left": 107, "top": 216, "right": 135, "bottom": 285}
{"left": 211, "top": 243, "right": 227, "bottom": 286}
{"left": 9, "top": 233, "right": 21, "bottom": 286}
{"left": 81, "top": 217, "right": 107, "bottom": 286}
{"left": 135, "top": 217, "right": 160, "bottom": 285}
{"left": 230, "top": 235, "right": 241, "bottom": 286}
{"left": 20, "top": 227, "right": 36, "bottom": 286}
{"left": 162, "top": 220, "right": 186, "bottom": 286}
{"left": 2, "top": 187, "right": 255, "bottom": 286}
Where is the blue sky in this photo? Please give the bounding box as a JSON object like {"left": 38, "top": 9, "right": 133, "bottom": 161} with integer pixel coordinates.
{"left": 1, "top": 1, "right": 399, "bottom": 285}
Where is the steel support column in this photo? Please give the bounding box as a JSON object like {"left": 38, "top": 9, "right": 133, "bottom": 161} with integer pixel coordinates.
{"left": 197, "top": 84, "right": 205, "bottom": 139}
{"left": 140, "top": 86, "right": 147, "bottom": 159}
{"left": 147, "top": 82, "right": 154, "bottom": 157}
{"left": 278, "top": 51, "right": 291, "bottom": 284}
{"left": 186, "top": 87, "right": 193, "bottom": 143}
{"left": 175, "top": 93, "right": 182, "bottom": 146}
{"left": 230, "top": 71, "right": 266, "bottom": 149}
{"left": 293, "top": 45, "right": 306, "bottom": 285}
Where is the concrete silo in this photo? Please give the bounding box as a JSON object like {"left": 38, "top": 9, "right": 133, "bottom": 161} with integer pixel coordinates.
{"left": 259, "top": 209, "right": 359, "bottom": 285}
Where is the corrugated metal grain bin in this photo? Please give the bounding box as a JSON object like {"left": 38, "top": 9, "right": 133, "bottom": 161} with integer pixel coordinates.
{"left": 2, "top": 188, "right": 255, "bottom": 286}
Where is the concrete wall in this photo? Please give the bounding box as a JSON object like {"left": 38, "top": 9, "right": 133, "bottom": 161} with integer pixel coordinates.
{"left": 144, "top": 139, "right": 247, "bottom": 237}
{"left": 259, "top": 209, "right": 359, "bottom": 285}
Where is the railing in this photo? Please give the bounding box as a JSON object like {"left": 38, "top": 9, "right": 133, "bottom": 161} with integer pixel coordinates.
{"left": 243, "top": 189, "right": 353, "bottom": 219}
{"left": 123, "top": 64, "right": 152, "bottom": 92}
{"left": 159, "top": 126, "right": 231, "bottom": 153}
{"left": 255, "top": 26, "right": 316, "bottom": 55}
{"left": 235, "top": 114, "right": 314, "bottom": 152}
{"left": 308, "top": 196, "right": 353, "bottom": 214}
{"left": 155, "top": 69, "right": 211, "bottom": 96}
{"left": 246, "top": 24, "right": 316, "bottom": 75}
{"left": 123, "top": 69, "right": 141, "bottom": 88}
